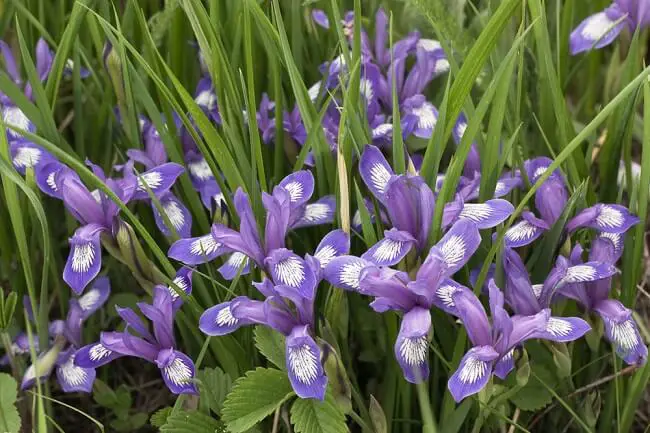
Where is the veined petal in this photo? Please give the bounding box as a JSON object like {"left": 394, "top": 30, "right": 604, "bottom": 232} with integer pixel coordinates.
{"left": 286, "top": 325, "right": 327, "bottom": 400}
{"left": 35, "top": 161, "right": 79, "bottom": 199}
{"left": 323, "top": 256, "right": 373, "bottom": 291}
{"left": 77, "top": 276, "right": 111, "bottom": 320}
{"left": 451, "top": 288, "right": 492, "bottom": 347}
{"left": 562, "top": 262, "right": 618, "bottom": 284}
{"left": 361, "top": 229, "right": 416, "bottom": 266}
{"left": 167, "top": 267, "right": 193, "bottom": 311}
{"left": 292, "top": 195, "right": 336, "bottom": 229}
{"left": 152, "top": 193, "right": 193, "bottom": 238}
{"left": 402, "top": 95, "right": 439, "bottom": 139}
{"left": 10, "top": 140, "right": 53, "bottom": 175}
{"left": 432, "top": 219, "right": 481, "bottom": 277}
{"left": 359, "top": 145, "right": 394, "bottom": 203}
{"left": 218, "top": 252, "right": 251, "bottom": 280}
{"left": 168, "top": 233, "right": 227, "bottom": 265}
{"left": 569, "top": 6, "right": 626, "bottom": 55}
{"left": 448, "top": 346, "right": 499, "bottom": 402}
{"left": 504, "top": 211, "right": 549, "bottom": 248}
{"left": 266, "top": 249, "right": 317, "bottom": 299}
{"left": 595, "top": 299, "right": 648, "bottom": 365}
{"left": 394, "top": 307, "right": 431, "bottom": 383}
{"left": 132, "top": 163, "right": 184, "bottom": 200}
{"left": 56, "top": 350, "right": 95, "bottom": 393}
{"left": 430, "top": 278, "right": 469, "bottom": 316}
{"left": 74, "top": 341, "right": 123, "bottom": 369}
{"left": 199, "top": 297, "right": 265, "bottom": 336}
{"left": 3, "top": 108, "right": 36, "bottom": 141}
{"left": 567, "top": 204, "right": 640, "bottom": 234}
{"left": 63, "top": 224, "right": 104, "bottom": 295}
{"left": 458, "top": 199, "right": 514, "bottom": 229}
{"left": 493, "top": 175, "right": 522, "bottom": 198}
{"left": 493, "top": 349, "right": 515, "bottom": 380}
{"left": 313, "top": 229, "right": 350, "bottom": 268}
{"left": 540, "top": 315, "right": 591, "bottom": 343}
{"left": 279, "top": 170, "right": 314, "bottom": 209}
{"left": 156, "top": 349, "right": 198, "bottom": 395}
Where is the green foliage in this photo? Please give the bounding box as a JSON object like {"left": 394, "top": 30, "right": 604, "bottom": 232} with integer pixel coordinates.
{"left": 253, "top": 325, "right": 286, "bottom": 370}
{"left": 159, "top": 410, "right": 225, "bottom": 433}
{"left": 197, "top": 366, "right": 233, "bottom": 416}
{"left": 509, "top": 363, "right": 558, "bottom": 412}
{"left": 290, "top": 390, "right": 349, "bottom": 433}
{"left": 221, "top": 368, "right": 294, "bottom": 432}
{"left": 0, "top": 373, "right": 21, "bottom": 433}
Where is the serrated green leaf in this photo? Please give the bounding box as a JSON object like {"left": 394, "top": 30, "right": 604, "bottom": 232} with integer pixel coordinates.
{"left": 254, "top": 325, "right": 286, "bottom": 370}
{"left": 150, "top": 407, "right": 173, "bottom": 428}
{"left": 290, "top": 390, "right": 349, "bottom": 433}
{"left": 222, "top": 368, "right": 294, "bottom": 432}
{"left": 508, "top": 363, "right": 557, "bottom": 411}
{"left": 160, "top": 410, "right": 225, "bottom": 433}
{"left": 0, "top": 373, "right": 21, "bottom": 433}
{"left": 197, "top": 367, "right": 233, "bottom": 415}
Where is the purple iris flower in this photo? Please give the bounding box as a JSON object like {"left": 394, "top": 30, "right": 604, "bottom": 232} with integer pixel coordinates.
{"left": 324, "top": 220, "right": 482, "bottom": 383}
{"left": 20, "top": 277, "right": 110, "bottom": 392}
{"left": 570, "top": 1, "right": 650, "bottom": 54}
{"left": 199, "top": 230, "right": 350, "bottom": 399}
{"left": 75, "top": 283, "right": 198, "bottom": 395}
{"left": 194, "top": 76, "right": 221, "bottom": 125}
{"left": 566, "top": 203, "right": 640, "bottom": 234}
{"left": 524, "top": 157, "right": 569, "bottom": 226}
{"left": 169, "top": 171, "right": 335, "bottom": 284}
{"left": 560, "top": 235, "right": 647, "bottom": 365}
{"left": 503, "top": 211, "right": 550, "bottom": 248}
{"left": 446, "top": 280, "right": 550, "bottom": 401}
{"left": 123, "top": 117, "right": 191, "bottom": 238}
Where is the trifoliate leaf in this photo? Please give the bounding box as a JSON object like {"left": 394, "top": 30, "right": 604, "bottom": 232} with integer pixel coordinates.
{"left": 508, "top": 363, "right": 558, "bottom": 411}
{"left": 159, "top": 410, "right": 225, "bottom": 433}
{"left": 197, "top": 366, "right": 232, "bottom": 415}
{"left": 290, "top": 390, "right": 349, "bottom": 433}
{"left": 150, "top": 407, "right": 173, "bottom": 428}
{"left": 254, "top": 326, "right": 286, "bottom": 369}
{"left": 221, "top": 368, "right": 294, "bottom": 432}
{"left": 0, "top": 373, "right": 21, "bottom": 433}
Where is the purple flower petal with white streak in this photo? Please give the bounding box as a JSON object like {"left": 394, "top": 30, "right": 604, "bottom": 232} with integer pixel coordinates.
{"left": 35, "top": 161, "right": 79, "bottom": 199}
{"left": 311, "top": 9, "right": 330, "bottom": 29}
{"left": 168, "top": 233, "right": 227, "bottom": 265}
{"left": 266, "top": 249, "right": 317, "bottom": 299}
{"left": 218, "top": 252, "right": 251, "bottom": 280}
{"left": 131, "top": 162, "right": 184, "bottom": 200}
{"left": 64, "top": 224, "right": 105, "bottom": 295}
{"left": 402, "top": 95, "right": 439, "bottom": 139}
{"left": 458, "top": 199, "right": 514, "bottom": 229}
{"left": 430, "top": 278, "right": 469, "bottom": 316}
{"left": 430, "top": 219, "right": 481, "bottom": 277}
{"left": 324, "top": 256, "right": 373, "bottom": 292}
{"left": 313, "top": 229, "right": 350, "bottom": 268}
{"left": 10, "top": 140, "right": 53, "bottom": 175}
{"left": 566, "top": 204, "right": 640, "bottom": 234}
{"left": 279, "top": 170, "right": 315, "bottom": 210}
{"left": 493, "top": 174, "right": 522, "bottom": 198}
{"left": 493, "top": 350, "right": 515, "bottom": 380}
{"left": 199, "top": 297, "right": 266, "bottom": 336}
{"left": 156, "top": 349, "right": 198, "bottom": 395}
{"left": 448, "top": 345, "right": 499, "bottom": 402}
{"left": 56, "top": 349, "right": 95, "bottom": 393}
{"left": 74, "top": 340, "right": 124, "bottom": 369}
{"left": 561, "top": 261, "right": 618, "bottom": 284}
{"left": 504, "top": 211, "right": 549, "bottom": 248}
{"left": 152, "top": 193, "right": 193, "bottom": 238}
{"left": 362, "top": 229, "right": 416, "bottom": 266}
{"left": 167, "top": 267, "right": 193, "bottom": 311}
{"left": 594, "top": 299, "right": 648, "bottom": 365}
{"left": 539, "top": 315, "right": 591, "bottom": 343}
{"left": 359, "top": 145, "right": 394, "bottom": 204}
{"left": 395, "top": 307, "right": 431, "bottom": 384}
{"left": 286, "top": 325, "right": 327, "bottom": 400}
{"left": 77, "top": 276, "right": 110, "bottom": 320}
{"left": 3, "top": 107, "right": 36, "bottom": 141}
{"left": 292, "top": 195, "right": 336, "bottom": 229}
{"left": 569, "top": 5, "right": 626, "bottom": 55}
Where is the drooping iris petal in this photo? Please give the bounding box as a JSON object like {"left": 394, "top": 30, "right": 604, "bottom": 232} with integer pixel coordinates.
{"left": 569, "top": 5, "right": 627, "bottom": 55}
{"left": 168, "top": 233, "right": 227, "bottom": 265}
{"left": 3, "top": 107, "right": 36, "bottom": 141}
{"left": 77, "top": 276, "right": 111, "bottom": 320}
{"left": 430, "top": 278, "right": 469, "bottom": 316}
{"left": 447, "top": 345, "right": 499, "bottom": 402}
{"left": 279, "top": 170, "right": 314, "bottom": 210}
{"left": 539, "top": 315, "right": 591, "bottom": 343}
{"left": 152, "top": 193, "right": 193, "bottom": 238}
{"left": 324, "top": 256, "right": 373, "bottom": 291}
{"left": 504, "top": 211, "right": 549, "bottom": 248}
{"left": 359, "top": 145, "right": 394, "bottom": 204}
{"left": 361, "top": 229, "right": 416, "bottom": 266}
{"left": 292, "top": 195, "right": 336, "bottom": 229}
{"left": 402, "top": 95, "right": 438, "bottom": 139}
{"left": 10, "top": 140, "right": 53, "bottom": 175}
{"left": 566, "top": 204, "right": 640, "bottom": 234}
{"left": 313, "top": 229, "right": 350, "bottom": 268}
{"left": 199, "top": 297, "right": 266, "bottom": 336}
{"left": 131, "top": 162, "right": 184, "bottom": 200}
{"left": 493, "top": 350, "right": 515, "bottom": 380}
{"left": 74, "top": 341, "right": 123, "bottom": 369}
{"left": 56, "top": 349, "right": 95, "bottom": 393}
{"left": 457, "top": 199, "right": 514, "bottom": 229}
{"left": 394, "top": 307, "right": 431, "bottom": 384}
{"left": 286, "top": 325, "right": 327, "bottom": 400}
{"left": 493, "top": 174, "right": 522, "bottom": 198}
{"left": 156, "top": 349, "right": 198, "bottom": 395}
{"left": 266, "top": 249, "right": 317, "bottom": 299}
{"left": 63, "top": 224, "right": 104, "bottom": 295}
{"left": 218, "top": 252, "right": 251, "bottom": 280}
{"left": 561, "top": 262, "right": 618, "bottom": 284}
{"left": 35, "top": 161, "right": 79, "bottom": 199}
{"left": 166, "top": 267, "right": 193, "bottom": 311}
{"left": 594, "top": 299, "right": 648, "bottom": 365}
{"left": 431, "top": 219, "right": 481, "bottom": 277}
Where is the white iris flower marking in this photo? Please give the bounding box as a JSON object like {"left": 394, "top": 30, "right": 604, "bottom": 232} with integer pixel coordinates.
{"left": 3, "top": 106, "right": 31, "bottom": 135}
{"left": 532, "top": 284, "right": 544, "bottom": 299}
{"left": 372, "top": 239, "right": 404, "bottom": 263}
{"left": 455, "top": 122, "right": 467, "bottom": 139}
{"left": 459, "top": 356, "right": 487, "bottom": 384}
{"left": 459, "top": 204, "right": 493, "bottom": 222}
{"left": 440, "top": 235, "right": 466, "bottom": 268}
{"left": 581, "top": 12, "right": 617, "bottom": 40}
{"left": 163, "top": 200, "right": 185, "bottom": 229}
{"left": 340, "top": 261, "right": 365, "bottom": 289}
{"left": 289, "top": 344, "right": 318, "bottom": 384}
{"left": 370, "top": 163, "right": 391, "bottom": 194}
{"left": 79, "top": 289, "right": 100, "bottom": 311}
{"left": 46, "top": 171, "right": 58, "bottom": 191}
{"left": 399, "top": 336, "right": 428, "bottom": 366}
{"left": 359, "top": 78, "right": 374, "bottom": 101}
{"left": 195, "top": 90, "right": 217, "bottom": 111}
{"left": 315, "top": 245, "right": 337, "bottom": 267}
{"left": 411, "top": 103, "right": 437, "bottom": 130}
{"left": 216, "top": 305, "right": 238, "bottom": 327}
{"left": 188, "top": 159, "right": 213, "bottom": 181}
{"left": 301, "top": 203, "right": 331, "bottom": 223}
{"left": 225, "top": 252, "right": 248, "bottom": 270}
{"left": 608, "top": 319, "right": 639, "bottom": 351}
{"left": 71, "top": 242, "right": 96, "bottom": 273}
{"left": 596, "top": 206, "right": 624, "bottom": 229}
{"left": 417, "top": 39, "right": 442, "bottom": 52}
{"left": 60, "top": 355, "right": 87, "bottom": 386}
{"left": 137, "top": 171, "right": 163, "bottom": 191}
{"left": 189, "top": 235, "right": 221, "bottom": 256}
{"left": 283, "top": 181, "right": 304, "bottom": 202}
{"left": 308, "top": 81, "right": 322, "bottom": 101}
{"left": 372, "top": 123, "right": 392, "bottom": 138}
{"left": 275, "top": 257, "right": 305, "bottom": 287}
{"left": 505, "top": 221, "right": 537, "bottom": 243}
{"left": 565, "top": 265, "right": 597, "bottom": 282}
{"left": 547, "top": 317, "right": 572, "bottom": 337}
{"left": 599, "top": 231, "right": 622, "bottom": 249}
{"left": 168, "top": 276, "right": 189, "bottom": 301}
{"left": 437, "top": 284, "right": 459, "bottom": 308}
{"left": 89, "top": 344, "right": 112, "bottom": 362}
{"left": 13, "top": 147, "right": 42, "bottom": 169}
{"left": 533, "top": 166, "right": 548, "bottom": 181}
{"left": 434, "top": 58, "right": 450, "bottom": 75}
{"left": 165, "top": 357, "right": 192, "bottom": 385}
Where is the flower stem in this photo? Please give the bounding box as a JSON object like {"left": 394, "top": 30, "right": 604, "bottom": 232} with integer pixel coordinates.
{"left": 416, "top": 381, "right": 439, "bottom": 433}
{"left": 349, "top": 409, "right": 374, "bottom": 433}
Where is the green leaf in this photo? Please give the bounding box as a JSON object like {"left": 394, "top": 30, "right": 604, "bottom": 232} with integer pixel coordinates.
{"left": 254, "top": 325, "right": 286, "bottom": 370}
{"left": 508, "top": 363, "right": 557, "bottom": 412}
{"left": 369, "top": 395, "right": 388, "bottom": 433}
{"left": 150, "top": 407, "right": 173, "bottom": 428}
{"left": 290, "top": 390, "right": 349, "bottom": 433}
{"left": 111, "top": 412, "right": 148, "bottom": 432}
{"left": 197, "top": 367, "right": 233, "bottom": 415}
{"left": 0, "top": 373, "right": 21, "bottom": 433}
{"left": 2, "top": 292, "right": 17, "bottom": 330}
{"left": 160, "top": 410, "right": 225, "bottom": 433}
{"left": 221, "top": 368, "right": 294, "bottom": 432}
